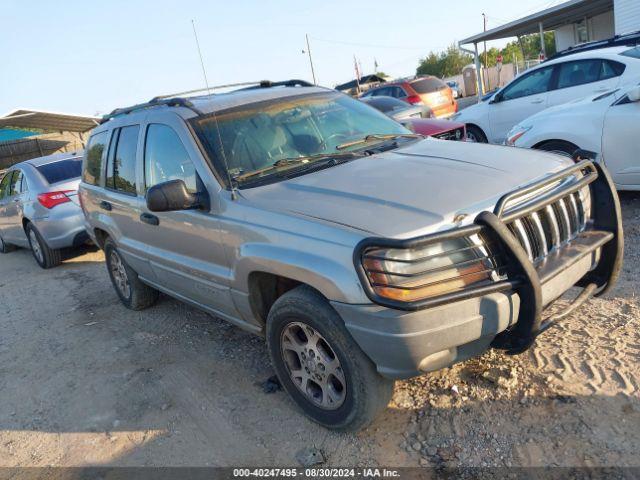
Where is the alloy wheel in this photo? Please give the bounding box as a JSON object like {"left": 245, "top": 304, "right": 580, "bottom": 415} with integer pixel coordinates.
{"left": 280, "top": 322, "right": 346, "bottom": 410}
{"left": 110, "top": 250, "right": 131, "bottom": 299}
{"left": 29, "top": 230, "right": 44, "bottom": 264}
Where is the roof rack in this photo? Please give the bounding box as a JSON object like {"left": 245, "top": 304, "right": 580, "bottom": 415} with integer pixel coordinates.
{"left": 100, "top": 79, "right": 316, "bottom": 124}
{"left": 546, "top": 30, "right": 640, "bottom": 61}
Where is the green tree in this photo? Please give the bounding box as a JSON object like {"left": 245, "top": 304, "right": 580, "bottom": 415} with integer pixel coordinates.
{"left": 416, "top": 44, "right": 473, "bottom": 78}
{"left": 416, "top": 32, "right": 556, "bottom": 75}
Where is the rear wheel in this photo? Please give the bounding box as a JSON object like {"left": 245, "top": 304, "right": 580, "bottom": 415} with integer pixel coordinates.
{"left": 535, "top": 140, "right": 579, "bottom": 158}
{"left": 104, "top": 238, "right": 158, "bottom": 310}
{"left": 26, "top": 223, "right": 61, "bottom": 269}
{"left": 465, "top": 125, "right": 487, "bottom": 143}
{"left": 266, "top": 286, "right": 394, "bottom": 431}
{"left": 0, "top": 234, "right": 15, "bottom": 254}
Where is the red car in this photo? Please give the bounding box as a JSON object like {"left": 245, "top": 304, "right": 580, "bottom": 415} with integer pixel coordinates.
{"left": 361, "top": 76, "right": 458, "bottom": 118}
{"left": 361, "top": 96, "right": 466, "bottom": 140}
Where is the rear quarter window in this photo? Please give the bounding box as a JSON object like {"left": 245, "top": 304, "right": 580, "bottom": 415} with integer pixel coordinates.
{"left": 83, "top": 131, "right": 109, "bottom": 186}
{"left": 621, "top": 47, "right": 640, "bottom": 59}
{"left": 411, "top": 77, "right": 447, "bottom": 94}
{"left": 37, "top": 158, "right": 82, "bottom": 185}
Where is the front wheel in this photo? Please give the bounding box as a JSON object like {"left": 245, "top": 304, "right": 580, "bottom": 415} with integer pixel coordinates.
{"left": 266, "top": 286, "right": 394, "bottom": 431}
{"left": 465, "top": 125, "right": 487, "bottom": 143}
{"left": 536, "top": 140, "right": 579, "bottom": 158}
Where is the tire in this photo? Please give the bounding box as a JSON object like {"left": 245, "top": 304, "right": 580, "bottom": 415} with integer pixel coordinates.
{"left": 536, "top": 140, "right": 579, "bottom": 158}
{"left": 266, "top": 286, "right": 394, "bottom": 431}
{"left": 465, "top": 124, "right": 487, "bottom": 143}
{"left": 26, "top": 223, "right": 61, "bottom": 269}
{"left": 0, "top": 234, "right": 15, "bottom": 254}
{"left": 104, "top": 238, "right": 158, "bottom": 310}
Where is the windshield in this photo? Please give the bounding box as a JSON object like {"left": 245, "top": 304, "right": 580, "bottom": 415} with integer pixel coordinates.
{"left": 191, "top": 91, "right": 410, "bottom": 187}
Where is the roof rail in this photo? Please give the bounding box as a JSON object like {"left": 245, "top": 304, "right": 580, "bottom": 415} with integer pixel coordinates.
{"left": 100, "top": 97, "right": 203, "bottom": 124}
{"left": 546, "top": 30, "right": 640, "bottom": 62}
{"left": 100, "top": 79, "right": 316, "bottom": 124}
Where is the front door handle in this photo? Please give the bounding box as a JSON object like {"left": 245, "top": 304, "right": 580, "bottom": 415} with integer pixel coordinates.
{"left": 140, "top": 213, "right": 159, "bottom": 226}
{"left": 99, "top": 201, "right": 112, "bottom": 211}
{"left": 531, "top": 99, "right": 545, "bottom": 104}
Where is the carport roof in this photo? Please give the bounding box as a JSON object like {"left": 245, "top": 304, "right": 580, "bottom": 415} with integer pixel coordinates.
{"left": 0, "top": 109, "right": 100, "bottom": 133}
{"left": 460, "top": 0, "right": 614, "bottom": 45}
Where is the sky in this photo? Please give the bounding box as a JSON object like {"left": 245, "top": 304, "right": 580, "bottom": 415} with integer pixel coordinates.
{"left": 1, "top": 0, "right": 565, "bottom": 116}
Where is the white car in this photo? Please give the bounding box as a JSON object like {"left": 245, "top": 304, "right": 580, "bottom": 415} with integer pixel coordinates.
{"left": 506, "top": 82, "right": 640, "bottom": 190}
{"left": 453, "top": 45, "right": 640, "bottom": 144}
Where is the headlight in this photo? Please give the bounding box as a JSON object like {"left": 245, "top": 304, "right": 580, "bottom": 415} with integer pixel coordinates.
{"left": 360, "top": 236, "right": 499, "bottom": 303}
{"left": 505, "top": 125, "right": 532, "bottom": 146}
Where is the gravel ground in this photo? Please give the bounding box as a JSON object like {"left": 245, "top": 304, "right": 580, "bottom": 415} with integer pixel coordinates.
{"left": 0, "top": 193, "right": 638, "bottom": 468}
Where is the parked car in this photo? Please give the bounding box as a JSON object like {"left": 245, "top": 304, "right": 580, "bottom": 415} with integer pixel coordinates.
{"left": 361, "top": 96, "right": 466, "bottom": 139}
{"left": 447, "top": 80, "right": 463, "bottom": 98}
{"left": 360, "top": 76, "right": 458, "bottom": 119}
{"left": 0, "top": 152, "right": 88, "bottom": 268}
{"left": 506, "top": 83, "right": 640, "bottom": 190}
{"left": 80, "top": 80, "right": 622, "bottom": 431}
{"left": 453, "top": 45, "right": 640, "bottom": 144}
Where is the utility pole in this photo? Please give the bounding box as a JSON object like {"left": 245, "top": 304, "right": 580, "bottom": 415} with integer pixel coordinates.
{"left": 305, "top": 34, "right": 317, "bottom": 85}
{"left": 482, "top": 13, "right": 487, "bottom": 93}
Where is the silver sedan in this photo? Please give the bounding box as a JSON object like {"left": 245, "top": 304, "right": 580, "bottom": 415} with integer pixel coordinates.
{"left": 0, "top": 152, "right": 89, "bottom": 268}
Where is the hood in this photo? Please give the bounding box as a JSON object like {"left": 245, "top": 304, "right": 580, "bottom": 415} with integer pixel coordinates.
{"left": 239, "top": 138, "right": 571, "bottom": 238}
{"left": 407, "top": 118, "right": 464, "bottom": 136}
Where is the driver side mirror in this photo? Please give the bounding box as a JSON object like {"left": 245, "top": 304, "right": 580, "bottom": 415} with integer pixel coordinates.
{"left": 146, "top": 179, "right": 205, "bottom": 212}
{"left": 627, "top": 85, "right": 640, "bottom": 103}
{"left": 489, "top": 92, "right": 503, "bottom": 104}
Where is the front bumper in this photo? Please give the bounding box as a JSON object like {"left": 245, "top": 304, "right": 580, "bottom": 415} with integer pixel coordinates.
{"left": 343, "top": 160, "right": 622, "bottom": 379}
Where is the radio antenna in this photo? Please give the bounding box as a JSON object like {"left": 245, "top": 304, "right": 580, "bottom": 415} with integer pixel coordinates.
{"left": 191, "top": 19, "right": 237, "bottom": 200}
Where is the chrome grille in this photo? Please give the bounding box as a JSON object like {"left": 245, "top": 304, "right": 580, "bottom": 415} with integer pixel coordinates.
{"left": 506, "top": 191, "right": 588, "bottom": 263}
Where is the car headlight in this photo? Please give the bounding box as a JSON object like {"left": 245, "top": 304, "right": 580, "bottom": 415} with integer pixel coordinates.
{"left": 360, "top": 235, "right": 498, "bottom": 303}
{"left": 505, "top": 125, "right": 532, "bottom": 146}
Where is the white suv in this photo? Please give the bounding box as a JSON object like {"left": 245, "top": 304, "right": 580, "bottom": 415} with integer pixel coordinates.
{"left": 455, "top": 46, "right": 640, "bottom": 144}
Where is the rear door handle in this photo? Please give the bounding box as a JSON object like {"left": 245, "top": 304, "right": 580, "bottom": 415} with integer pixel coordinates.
{"left": 99, "top": 201, "right": 112, "bottom": 211}
{"left": 140, "top": 213, "right": 159, "bottom": 226}
{"left": 531, "top": 99, "right": 545, "bottom": 104}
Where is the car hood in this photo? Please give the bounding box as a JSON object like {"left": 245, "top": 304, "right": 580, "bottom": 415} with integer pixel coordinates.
{"left": 407, "top": 118, "right": 464, "bottom": 136}
{"left": 239, "top": 138, "right": 571, "bottom": 239}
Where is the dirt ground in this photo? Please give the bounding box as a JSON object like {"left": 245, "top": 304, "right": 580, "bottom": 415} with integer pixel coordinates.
{"left": 1, "top": 194, "right": 639, "bottom": 468}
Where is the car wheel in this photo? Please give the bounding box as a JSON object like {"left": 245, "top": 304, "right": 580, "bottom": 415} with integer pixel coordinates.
{"left": 26, "top": 223, "right": 61, "bottom": 269}
{"left": 0, "top": 234, "right": 15, "bottom": 254}
{"left": 266, "top": 286, "right": 394, "bottom": 431}
{"left": 536, "top": 140, "right": 579, "bottom": 158}
{"left": 465, "top": 125, "right": 487, "bottom": 143}
{"left": 104, "top": 238, "right": 158, "bottom": 310}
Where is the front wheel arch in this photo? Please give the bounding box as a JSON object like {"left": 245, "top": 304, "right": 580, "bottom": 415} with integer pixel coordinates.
{"left": 465, "top": 123, "right": 488, "bottom": 143}
{"left": 533, "top": 139, "right": 580, "bottom": 158}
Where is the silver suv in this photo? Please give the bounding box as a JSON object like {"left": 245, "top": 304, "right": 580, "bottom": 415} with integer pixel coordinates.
{"left": 79, "top": 80, "right": 623, "bottom": 431}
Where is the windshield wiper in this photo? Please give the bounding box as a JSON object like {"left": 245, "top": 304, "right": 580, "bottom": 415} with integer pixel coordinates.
{"left": 233, "top": 152, "right": 363, "bottom": 183}
{"left": 335, "top": 133, "right": 422, "bottom": 151}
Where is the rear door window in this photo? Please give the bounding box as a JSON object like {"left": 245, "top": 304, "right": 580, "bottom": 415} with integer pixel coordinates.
{"left": 410, "top": 77, "right": 446, "bottom": 94}
{"left": 601, "top": 60, "right": 626, "bottom": 80}
{"left": 83, "top": 131, "right": 109, "bottom": 186}
{"left": 556, "top": 60, "right": 602, "bottom": 89}
{"left": 8, "top": 170, "right": 22, "bottom": 196}
{"left": 106, "top": 125, "right": 140, "bottom": 195}
{"left": 36, "top": 158, "right": 82, "bottom": 184}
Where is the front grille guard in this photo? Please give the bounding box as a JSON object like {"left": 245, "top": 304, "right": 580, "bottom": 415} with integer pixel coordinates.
{"left": 353, "top": 159, "right": 623, "bottom": 354}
